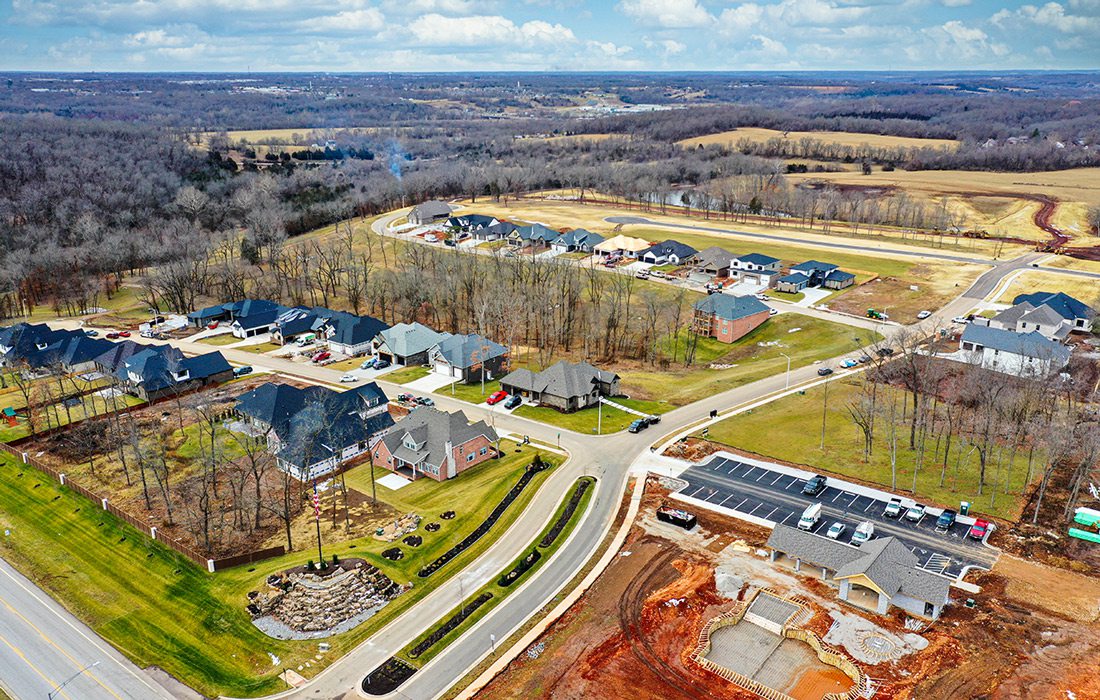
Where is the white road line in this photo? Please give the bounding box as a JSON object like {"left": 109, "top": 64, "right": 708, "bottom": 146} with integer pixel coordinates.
{"left": 712, "top": 462, "right": 721, "bottom": 470}
{"left": 831, "top": 491, "right": 842, "bottom": 502}
{"left": 781, "top": 513, "right": 794, "bottom": 525}
{"left": 734, "top": 498, "right": 748, "bottom": 510}
{"left": 765, "top": 507, "right": 778, "bottom": 520}
{"left": 689, "top": 486, "right": 704, "bottom": 498}
{"left": 785, "top": 480, "right": 799, "bottom": 490}
{"left": 727, "top": 464, "right": 739, "bottom": 473}
{"left": 755, "top": 472, "right": 768, "bottom": 481}
{"left": 718, "top": 494, "right": 734, "bottom": 507}
{"left": 770, "top": 474, "right": 782, "bottom": 485}
{"left": 748, "top": 503, "right": 763, "bottom": 515}
{"left": 863, "top": 500, "right": 874, "bottom": 512}
{"left": 743, "top": 467, "right": 756, "bottom": 479}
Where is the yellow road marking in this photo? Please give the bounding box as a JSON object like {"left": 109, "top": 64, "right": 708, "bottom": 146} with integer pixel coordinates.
{"left": 0, "top": 624, "right": 69, "bottom": 698}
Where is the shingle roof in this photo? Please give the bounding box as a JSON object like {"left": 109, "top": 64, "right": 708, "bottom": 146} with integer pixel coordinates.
{"left": 825, "top": 270, "right": 856, "bottom": 282}
{"left": 792, "top": 260, "right": 839, "bottom": 274}
{"left": 737, "top": 252, "right": 780, "bottom": 266}
{"left": 328, "top": 313, "right": 389, "bottom": 348}
{"left": 410, "top": 201, "right": 452, "bottom": 219}
{"left": 594, "top": 234, "right": 651, "bottom": 253}
{"left": 433, "top": 334, "right": 507, "bottom": 369}
{"left": 513, "top": 223, "right": 560, "bottom": 242}
{"left": 696, "top": 246, "right": 735, "bottom": 269}
{"left": 447, "top": 214, "right": 497, "bottom": 229}
{"left": 644, "top": 239, "right": 697, "bottom": 260}
{"left": 961, "top": 325, "right": 1071, "bottom": 365}
{"left": 376, "top": 322, "right": 449, "bottom": 359}
{"left": 94, "top": 340, "right": 151, "bottom": 373}
{"left": 554, "top": 228, "right": 604, "bottom": 247}
{"left": 1018, "top": 304, "right": 1069, "bottom": 329}
{"left": 380, "top": 407, "right": 497, "bottom": 472}
{"left": 500, "top": 360, "right": 617, "bottom": 400}
{"left": 693, "top": 294, "right": 770, "bottom": 322}
{"left": 1013, "top": 291, "right": 1095, "bottom": 321}
{"left": 777, "top": 272, "right": 810, "bottom": 285}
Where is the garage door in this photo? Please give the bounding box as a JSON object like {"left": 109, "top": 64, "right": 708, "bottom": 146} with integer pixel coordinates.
{"left": 435, "top": 361, "right": 460, "bottom": 378}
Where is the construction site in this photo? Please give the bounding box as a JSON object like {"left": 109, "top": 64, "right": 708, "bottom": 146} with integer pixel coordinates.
{"left": 474, "top": 476, "right": 1100, "bottom": 700}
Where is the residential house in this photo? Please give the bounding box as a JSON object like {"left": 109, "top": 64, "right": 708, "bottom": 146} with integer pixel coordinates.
{"left": 694, "top": 246, "right": 736, "bottom": 278}
{"left": 958, "top": 325, "right": 1071, "bottom": 378}
{"left": 428, "top": 333, "right": 509, "bottom": 382}
{"left": 446, "top": 214, "right": 498, "bottom": 232}
{"left": 551, "top": 228, "right": 604, "bottom": 254}
{"left": 226, "top": 299, "right": 285, "bottom": 339}
{"left": 373, "top": 322, "right": 450, "bottom": 366}
{"left": 187, "top": 303, "right": 232, "bottom": 328}
{"left": 980, "top": 302, "right": 1072, "bottom": 341}
{"left": 823, "top": 270, "right": 856, "bottom": 290}
{"left": 500, "top": 360, "right": 620, "bottom": 413}
{"left": 1012, "top": 291, "right": 1095, "bottom": 334}
{"left": 272, "top": 307, "right": 329, "bottom": 345}
{"left": 373, "top": 407, "right": 498, "bottom": 481}
{"left": 408, "top": 201, "right": 452, "bottom": 226}
{"left": 775, "top": 272, "right": 811, "bottom": 294}
{"left": 766, "top": 525, "right": 951, "bottom": 619}
{"left": 593, "top": 234, "right": 652, "bottom": 260}
{"left": 93, "top": 340, "right": 151, "bottom": 376}
{"left": 39, "top": 335, "right": 115, "bottom": 373}
{"left": 111, "top": 345, "right": 232, "bottom": 401}
{"left": 691, "top": 295, "right": 771, "bottom": 343}
{"left": 473, "top": 221, "right": 518, "bottom": 242}
{"left": 789, "top": 261, "right": 854, "bottom": 289}
{"left": 641, "top": 239, "right": 698, "bottom": 266}
{"left": 508, "top": 223, "right": 560, "bottom": 249}
{"left": 235, "top": 381, "right": 394, "bottom": 481}
{"left": 326, "top": 312, "right": 390, "bottom": 357}
{"left": 730, "top": 253, "right": 782, "bottom": 284}
{"left": 0, "top": 323, "right": 80, "bottom": 368}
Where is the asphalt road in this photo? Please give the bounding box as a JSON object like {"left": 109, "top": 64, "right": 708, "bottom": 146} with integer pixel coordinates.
{"left": 25, "top": 224, "right": 1039, "bottom": 700}
{"left": 0, "top": 556, "right": 174, "bottom": 700}
{"left": 676, "top": 456, "right": 997, "bottom": 579}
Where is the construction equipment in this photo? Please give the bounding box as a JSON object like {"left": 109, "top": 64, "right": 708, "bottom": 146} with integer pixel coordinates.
{"left": 866, "top": 308, "right": 888, "bottom": 320}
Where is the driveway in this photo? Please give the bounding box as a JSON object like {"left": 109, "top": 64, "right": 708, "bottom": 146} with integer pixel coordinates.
{"left": 404, "top": 370, "right": 457, "bottom": 393}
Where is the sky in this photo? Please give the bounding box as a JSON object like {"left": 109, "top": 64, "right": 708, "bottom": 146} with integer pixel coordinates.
{"left": 0, "top": 0, "right": 1097, "bottom": 72}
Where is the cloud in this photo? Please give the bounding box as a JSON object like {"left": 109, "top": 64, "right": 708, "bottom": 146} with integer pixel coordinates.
{"left": 405, "top": 14, "right": 575, "bottom": 46}
{"left": 940, "top": 0, "right": 971, "bottom": 6}
{"left": 617, "top": 0, "right": 713, "bottom": 28}
{"left": 382, "top": 0, "right": 483, "bottom": 14}
{"left": 644, "top": 37, "right": 687, "bottom": 54}
{"left": 298, "top": 8, "right": 385, "bottom": 33}
{"left": 718, "top": 3, "right": 765, "bottom": 33}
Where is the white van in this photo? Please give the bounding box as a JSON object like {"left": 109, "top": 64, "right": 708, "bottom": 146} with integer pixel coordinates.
{"left": 296, "top": 333, "right": 316, "bottom": 346}
{"left": 797, "top": 503, "right": 822, "bottom": 531}
{"left": 851, "top": 521, "right": 874, "bottom": 545}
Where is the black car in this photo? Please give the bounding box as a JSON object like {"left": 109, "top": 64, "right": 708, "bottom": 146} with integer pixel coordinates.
{"left": 935, "top": 509, "right": 957, "bottom": 532}
{"left": 444, "top": 239, "right": 456, "bottom": 247}
{"left": 628, "top": 419, "right": 647, "bottom": 433}
{"left": 817, "top": 367, "right": 834, "bottom": 376}
{"left": 857, "top": 355, "right": 872, "bottom": 364}
{"left": 232, "top": 366, "right": 253, "bottom": 378}
{"left": 151, "top": 315, "right": 166, "bottom": 324}
{"left": 644, "top": 414, "right": 661, "bottom": 426}
{"left": 875, "top": 347, "right": 895, "bottom": 357}
{"left": 503, "top": 394, "right": 521, "bottom": 409}
{"left": 801, "top": 474, "right": 827, "bottom": 496}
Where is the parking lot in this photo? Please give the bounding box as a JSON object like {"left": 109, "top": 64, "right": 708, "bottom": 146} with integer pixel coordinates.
{"left": 675, "top": 455, "right": 998, "bottom": 579}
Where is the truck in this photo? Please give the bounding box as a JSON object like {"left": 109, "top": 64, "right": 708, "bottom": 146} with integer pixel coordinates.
{"left": 797, "top": 503, "right": 822, "bottom": 531}
{"left": 296, "top": 333, "right": 317, "bottom": 346}
{"left": 851, "top": 521, "right": 874, "bottom": 545}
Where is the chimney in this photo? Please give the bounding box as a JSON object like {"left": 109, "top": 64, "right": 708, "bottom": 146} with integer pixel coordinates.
{"left": 445, "top": 439, "right": 455, "bottom": 479}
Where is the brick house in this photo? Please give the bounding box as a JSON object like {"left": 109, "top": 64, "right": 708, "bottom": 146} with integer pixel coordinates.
{"left": 692, "top": 294, "right": 771, "bottom": 343}
{"left": 373, "top": 407, "right": 499, "bottom": 481}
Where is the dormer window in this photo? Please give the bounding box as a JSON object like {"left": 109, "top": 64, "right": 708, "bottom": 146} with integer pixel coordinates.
{"left": 172, "top": 370, "right": 190, "bottom": 382}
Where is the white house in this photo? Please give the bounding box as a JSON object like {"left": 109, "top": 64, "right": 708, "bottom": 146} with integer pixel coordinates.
{"left": 959, "top": 324, "right": 1071, "bottom": 378}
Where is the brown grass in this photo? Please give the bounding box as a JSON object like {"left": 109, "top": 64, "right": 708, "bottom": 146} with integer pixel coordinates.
{"left": 678, "top": 127, "right": 958, "bottom": 151}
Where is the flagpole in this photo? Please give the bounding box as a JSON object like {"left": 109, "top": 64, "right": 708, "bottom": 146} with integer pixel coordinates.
{"left": 312, "top": 478, "right": 323, "bottom": 567}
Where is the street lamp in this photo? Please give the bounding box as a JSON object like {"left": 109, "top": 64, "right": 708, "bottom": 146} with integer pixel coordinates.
{"left": 48, "top": 661, "right": 100, "bottom": 699}
{"left": 780, "top": 352, "right": 791, "bottom": 389}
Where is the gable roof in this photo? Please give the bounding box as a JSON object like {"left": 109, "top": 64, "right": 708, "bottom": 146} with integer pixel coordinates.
{"left": 777, "top": 272, "right": 810, "bottom": 285}
{"left": 94, "top": 340, "right": 151, "bottom": 373}
{"left": 736, "top": 252, "right": 780, "bottom": 266}
{"left": 825, "top": 269, "right": 856, "bottom": 283}
{"left": 376, "top": 322, "right": 449, "bottom": 358}
{"left": 594, "top": 234, "right": 652, "bottom": 253}
{"left": 410, "top": 201, "right": 452, "bottom": 219}
{"left": 554, "top": 228, "right": 604, "bottom": 247}
{"left": 1012, "top": 291, "right": 1094, "bottom": 321}
{"left": 693, "top": 294, "right": 770, "bottom": 322}
{"left": 432, "top": 334, "right": 507, "bottom": 369}
{"left": 500, "top": 360, "right": 618, "bottom": 400}
{"left": 695, "top": 246, "right": 735, "bottom": 269}
{"left": 512, "top": 223, "right": 560, "bottom": 242}
{"left": 791, "top": 260, "right": 838, "bottom": 274}
{"left": 961, "top": 325, "right": 1071, "bottom": 365}
{"left": 644, "top": 239, "right": 697, "bottom": 260}
{"left": 1018, "top": 304, "right": 1070, "bottom": 328}
{"left": 447, "top": 214, "right": 497, "bottom": 229}
{"left": 766, "top": 525, "right": 950, "bottom": 604}
{"left": 480, "top": 221, "right": 518, "bottom": 237}
{"left": 327, "top": 312, "right": 389, "bottom": 348}
{"left": 381, "top": 407, "right": 497, "bottom": 472}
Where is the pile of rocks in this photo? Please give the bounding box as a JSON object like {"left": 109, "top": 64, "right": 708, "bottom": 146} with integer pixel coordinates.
{"left": 250, "top": 561, "right": 406, "bottom": 639}
{"left": 374, "top": 513, "right": 421, "bottom": 542}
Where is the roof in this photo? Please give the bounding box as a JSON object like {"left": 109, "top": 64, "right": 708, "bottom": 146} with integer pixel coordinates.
{"left": 825, "top": 270, "right": 856, "bottom": 283}
{"left": 791, "top": 260, "right": 838, "bottom": 274}
{"left": 766, "top": 525, "right": 950, "bottom": 604}
{"left": 1013, "top": 291, "right": 1095, "bottom": 321}
{"left": 94, "top": 340, "right": 150, "bottom": 373}
{"left": 327, "top": 312, "right": 389, "bottom": 348}
{"left": 736, "top": 252, "right": 780, "bottom": 266}
{"left": 594, "top": 234, "right": 652, "bottom": 253}
{"left": 777, "top": 272, "right": 810, "bottom": 285}
{"left": 693, "top": 294, "right": 770, "bottom": 322}
{"left": 696, "top": 246, "right": 735, "bottom": 269}
{"left": 447, "top": 214, "right": 497, "bottom": 229}
{"left": 376, "top": 322, "right": 449, "bottom": 358}
{"left": 432, "top": 334, "right": 507, "bottom": 369}
{"left": 181, "top": 351, "right": 232, "bottom": 381}
{"left": 554, "top": 228, "right": 604, "bottom": 247}
{"left": 275, "top": 307, "right": 327, "bottom": 338}
{"left": 0, "top": 324, "right": 81, "bottom": 363}
{"left": 1017, "top": 304, "right": 1070, "bottom": 329}
{"left": 233, "top": 308, "right": 281, "bottom": 331}
{"left": 234, "top": 299, "right": 282, "bottom": 319}
{"left": 961, "top": 325, "right": 1071, "bottom": 365}
{"left": 643, "top": 239, "right": 697, "bottom": 260}
{"left": 480, "top": 221, "right": 518, "bottom": 237}
{"left": 188, "top": 304, "right": 229, "bottom": 320}
{"left": 500, "top": 360, "right": 618, "bottom": 400}
{"left": 410, "top": 201, "right": 452, "bottom": 219}
{"left": 380, "top": 407, "right": 497, "bottom": 472}
{"left": 512, "top": 223, "right": 560, "bottom": 242}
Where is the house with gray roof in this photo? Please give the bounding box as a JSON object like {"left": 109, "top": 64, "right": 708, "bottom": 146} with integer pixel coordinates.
{"left": 551, "top": 228, "right": 604, "bottom": 254}
{"left": 408, "top": 200, "right": 452, "bottom": 226}
{"left": 109, "top": 344, "right": 232, "bottom": 401}
{"left": 775, "top": 272, "right": 811, "bottom": 294}
{"left": 428, "top": 333, "right": 509, "bottom": 383}
{"left": 373, "top": 407, "right": 498, "bottom": 481}
{"left": 500, "top": 360, "right": 619, "bottom": 413}
{"left": 958, "top": 324, "right": 1071, "bottom": 378}
{"left": 694, "top": 246, "right": 736, "bottom": 278}
{"left": 641, "top": 239, "right": 698, "bottom": 265}
{"left": 766, "top": 524, "right": 951, "bottom": 619}
{"left": 692, "top": 294, "right": 771, "bottom": 343}
{"left": 1013, "top": 291, "right": 1095, "bottom": 333}
{"left": 373, "top": 322, "right": 450, "bottom": 366}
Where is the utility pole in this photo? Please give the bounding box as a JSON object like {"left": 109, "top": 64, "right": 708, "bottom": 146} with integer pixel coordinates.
{"left": 780, "top": 352, "right": 791, "bottom": 389}
{"left": 49, "top": 661, "right": 100, "bottom": 699}
{"left": 312, "top": 479, "right": 323, "bottom": 567}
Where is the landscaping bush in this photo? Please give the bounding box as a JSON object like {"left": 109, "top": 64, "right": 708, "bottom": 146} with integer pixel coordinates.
{"left": 362, "top": 657, "right": 417, "bottom": 696}
{"left": 498, "top": 549, "right": 541, "bottom": 587}
{"left": 540, "top": 477, "right": 593, "bottom": 549}
{"left": 408, "top": 592, "right": 494, "bottom": 659}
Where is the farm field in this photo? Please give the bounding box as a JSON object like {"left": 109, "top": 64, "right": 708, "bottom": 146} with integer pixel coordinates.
{"left": 677, "top": 126, "right": 959, "bottom": 151}
{"left": 696, "top": 376, "right": 1035, "bottom": 521}
{"left": 0, "top": 436, "right": 557, "bottom": 697}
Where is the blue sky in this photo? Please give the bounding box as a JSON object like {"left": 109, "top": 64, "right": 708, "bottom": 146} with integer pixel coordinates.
{"left": 1, "top": 0, "right": 1097, "bottom": 71}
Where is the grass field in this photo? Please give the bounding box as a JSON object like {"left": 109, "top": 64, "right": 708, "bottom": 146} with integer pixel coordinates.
{"left": 995, "top": 270, "right": 1100, "bottom": 306}
{"left": 196, "top": 334, "right": 241, "bottom": 346}
{"left": 699, "top": 377, "right": 1034, "bottom": 521}
{"left": 386, "top": 365, "right": 432, "bottom": 384}
{"left": 0, "top": 438, "right": 559, "bottom": 696}
{"left": 0, "top": 389, "right": 144, "bottom": 443}
{"left": 677, "top": 127, "right": 958, "bottom": 152}
{"left": 620, "top": 314, "right": 880, "bottom": 407}
{"left": 513, "top": 397, "right": 668, "bottom": 434}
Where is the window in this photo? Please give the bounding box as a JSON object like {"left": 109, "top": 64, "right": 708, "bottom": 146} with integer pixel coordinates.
{"left": 466, "top": 453, "right": 475, "bottom": 462}
{"left": 479, "top": 447, "right": 488, "bottom": 455}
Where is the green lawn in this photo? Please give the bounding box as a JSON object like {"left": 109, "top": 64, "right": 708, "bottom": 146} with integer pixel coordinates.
{"left": 699, "top": 378, "right": 1034, "bottom": 521}
{"left": 0, "top": 390, "right": 144, "bottom": 443}
{"left": 399, "top": 476, "right": 594, "bottom": 667}
{"left": 196, "top": 334, "right": 241, "bottom": 346}
{"left": 621, "top": 314, "right": 880, "bottom": 407}
{"left": 766, "top": 289, "right": 805, "bottom": 303}
{"left": 385, "top": 365, "right": 431, "bottom": 384}
{"left": 435, "top": 379, "right": 500, "bottom": 404}
{"left": 0, "top": 439, "right": 560, "bottom": 696}
{"left": 513, "top": 397, "right": 668, "bottom": 435}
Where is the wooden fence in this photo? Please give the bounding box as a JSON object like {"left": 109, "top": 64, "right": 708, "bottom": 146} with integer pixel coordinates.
{"left": 0, "top": 441, "right": 284, "bottom": 572}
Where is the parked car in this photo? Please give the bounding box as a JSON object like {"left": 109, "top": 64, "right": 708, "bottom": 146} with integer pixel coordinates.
{"left": 797, "top": 503, "right": 822, "bottom": 531}
{"left": 967, "top": 519, "right": 991, "bottom": 541}
{"left": 644, "top": 414, "right": 661, "bottom": 426}
{"left": 339, "top": 374, "right": 359, "bottom": 383}
{"left": 755, "top": 293, "right": 769, "bottom": 301}
{"left": 311, "top": 351, "right": 331, "bottom": 363}
{"left": 232, "top": 366, "right": 253, "bottom": 378}
{"left": 503, "top": 395, "right": 522, "bottom": 409}
{"left": 151, "top": 315, "right": 166, "bottom": 325}
{"left": 951, "top": 316, "right": 970, "bottom": 325}
{"left": 118, "top": 331, "right": 131, "bottom": 338}
{"left": 851, "top": 521, "right": 874, "bottom": 545}
{"left": 424, "top": 234, "right": 439, "bottom": 243}
{"left": 875, "top": 347, "right": 894, "bottom": 357}
{"left": 397, "top": 393, "right": 415, "bottom": 403}
{"left": 840, "top": 359, "right": 858, "bottom": 368}
{"left": 486, "top": 390, "right": 508, "bottom": 405}
{"left": 916, "top": 310, "right": 932, "bottom": 320}
{"left": 769, "top": 308, "right": 779, "bottom": 316}
{"left": 105, "top": 332, "right": 120, "bottom": 339}
{"left": 857, "top": 355, "right": 872, "bottom": 364}
{"left": 140, "top": 330, "right": 155, "bottom": 338}
{"left": 634, "top": 270, "right": 650, "bottom": 279}
{"left": 884, "top": 497, "right": 904, "bottom": 518}
{"left": 373, "top": 359, "right": 390, "bottom": 370}
{"left": 360, "top": 358, "right": 376, "bottom": 370}
{"left": 207, "top": 321, "right": 219, "bottom": 330}
{"left": 936, "top": 509, "right": 957, "bottom": 532}
{"left": 415, "top": 396, "right": 435, "bottom": 407}
{"left": 628, "top": 419, "right": 647, "bottom": 433}
{"left": 817, "top": 367, "right": 834, "bottom": 376}
{"left": 826, "top": 522, "right": 847, "bottom": 539}
{"left": 905, "top": 503, "right": 927, "bottom": 522}
{"left": 444, "top": 239, "right": 456, "bottom": 247}
{"left": 801, "top": 474, "right": 827, "bottom": 496}
{"left": 84, "top": 329, "right": 99, "bottom": 337}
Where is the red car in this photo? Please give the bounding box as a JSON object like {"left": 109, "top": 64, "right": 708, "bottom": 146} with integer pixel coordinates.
{"left": 118, "top": 331, "right": 131, "bottom": 338}
{"left": 207, "top": 321, "right": 219, "bottom": 330}
{"left": 967, "top": 519, "right": 990, "bottom": 541}
{"left": 486, "top": 390, "right": 508, "bottom": 405}
{"left": 105, "top": 332, "right": 120, "bottom": 339}
{"left": 312, "top": 351, "right": 331, "bottom": 363}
